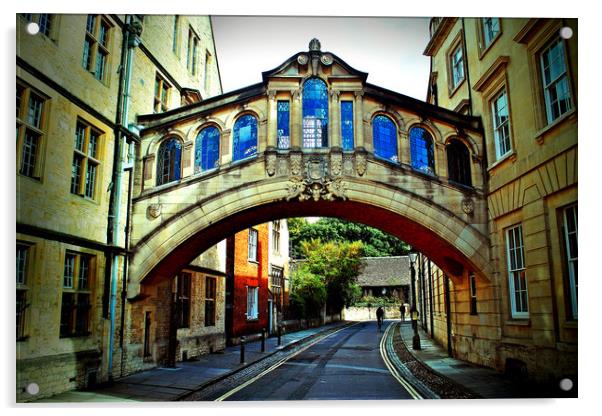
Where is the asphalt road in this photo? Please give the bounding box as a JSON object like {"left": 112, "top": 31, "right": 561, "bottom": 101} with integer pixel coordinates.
{"left": 219, "top": 320, "right": 414, "bottom": 401}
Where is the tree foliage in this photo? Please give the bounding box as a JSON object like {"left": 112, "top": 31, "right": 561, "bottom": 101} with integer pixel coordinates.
{"left": 289, "top": 217, "right": 409, "bottom": 259}
{"left": 290, "top": 239, "right": 364, "bottom": 317}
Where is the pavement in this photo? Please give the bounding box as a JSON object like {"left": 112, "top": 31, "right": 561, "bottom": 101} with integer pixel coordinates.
{"left": 31, "top": 321, "right": 350, "bottom": 403}
{"left": 30, "top": 319, "right": 554, "bottom": 403}
{"left": 397, "top": 321, "right": 527, "bottom": 398}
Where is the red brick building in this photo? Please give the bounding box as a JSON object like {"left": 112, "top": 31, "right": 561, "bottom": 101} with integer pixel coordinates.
{"left": 226, "top": 224, "right": 270, "bottom": 342}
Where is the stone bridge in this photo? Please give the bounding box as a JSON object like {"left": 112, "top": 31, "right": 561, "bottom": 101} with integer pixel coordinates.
{"left": 128, "top": 39, "right": 489, "bottom": 298}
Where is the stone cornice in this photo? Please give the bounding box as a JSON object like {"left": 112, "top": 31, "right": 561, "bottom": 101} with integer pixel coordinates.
{"left": 423, "top": 17, "right": 458, "bottom": 57}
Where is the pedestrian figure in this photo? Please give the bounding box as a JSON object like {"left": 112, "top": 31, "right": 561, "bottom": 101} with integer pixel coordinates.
{"left": 376, "top": 306, "right": 384, "bottom": 331}
{"left": 400, "top": 304, "right": 406, "bottom": 322}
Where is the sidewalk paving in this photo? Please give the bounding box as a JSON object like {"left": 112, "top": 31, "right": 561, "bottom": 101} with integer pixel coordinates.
{"left": 33, "top": 321, "right": 348, "bottom": 403}
{"left": 398, "top": 321, "right": 523, "bottom": 398}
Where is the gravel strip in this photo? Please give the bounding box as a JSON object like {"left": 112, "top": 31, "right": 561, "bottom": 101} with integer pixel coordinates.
{"left": 390, "top": 323, "right": 477, "bottom": 399}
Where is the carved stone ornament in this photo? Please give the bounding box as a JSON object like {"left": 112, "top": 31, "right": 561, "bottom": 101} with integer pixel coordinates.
{"left": 309, "top": 38, "right": 321, "bottom": 51}
{"left": 355, "top": 152, "right": 367, "bottom": 176}
{"left": 286, "top": 156, "right": 347, "bottom": 202}
{"left": 147, "top": 203, "right": 161, "bottom": 219}
{"left": 266, "top": 153, "right": 277, "bottom": 176}
{"left": 462, "top": 198, "right": 474, "bottom": 215}
{"left": 297, "top": 54, "right": 308, "bottom": 65}
{"left": 320, "top": 53, "right": 333, "bottom": 65}
{"left": 290, "top": 153, "right": 303, "bottom": 176}
{"left": 267, "top": 90, "right": 277, "bottom": 101}
{"left": 330, "top": 152, "right": 343, "bottom": 177}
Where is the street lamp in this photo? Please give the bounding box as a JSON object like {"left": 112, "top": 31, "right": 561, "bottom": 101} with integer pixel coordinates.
{"left": 409, "top": 251, "right": 421, "bottom": 350}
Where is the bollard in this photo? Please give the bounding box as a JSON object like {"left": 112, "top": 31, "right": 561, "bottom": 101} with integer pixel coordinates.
{"left": 277, "top": 325, "right": 282, "bottom": 346}
{"left": 261, "top": 328, "right": 266, "bottom": 352}
{"left": 240, "top": 336, "right": 246, "bottom": 364}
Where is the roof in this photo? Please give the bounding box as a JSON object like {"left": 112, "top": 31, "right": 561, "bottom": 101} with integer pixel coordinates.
{"left": 356, "top": 256, "right": 410, "bottom": 287}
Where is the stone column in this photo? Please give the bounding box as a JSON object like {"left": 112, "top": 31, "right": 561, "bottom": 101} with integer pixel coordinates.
{"left": 330, "top": 90, "right": 341, "bottom": 149}
{"left": 354, "top": 90, "right": 365, "bottom": 150}
{"left": 267, "top": 90, "right": 277, "bottom": 149}
{"left": 220, "top": 129, "right": 232, "bottom": 165}
{"left": 399, "top": 130, "right": 410, "bottom": 165}
{"left": 291, "top": 88, "right": 302, "bottom": 150}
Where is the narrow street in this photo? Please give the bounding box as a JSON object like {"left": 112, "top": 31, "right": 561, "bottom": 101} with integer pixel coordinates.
{"left": 216, "top": 321, "right": 414, "bottom": 401}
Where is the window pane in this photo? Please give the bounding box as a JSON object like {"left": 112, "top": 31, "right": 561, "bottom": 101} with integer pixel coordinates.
{"left": 38, "top": 14, "right": 52, "bottom": 37}
{"left": 277, "top": 101, "right": 290, "bottom": 149}
{"left": 409, "top": 127, "right": 435, "bottom": 174}
{"left": 233, "top": 115, "right": 258, "bottom": 161}
{"left": 78, "top": 256, "right": 89, "bottom": 289}
{"left": 75, "top": 123, "right": 86, "bottom": 151}
{"left": 17, "top": 290, "right": 27, "bottom": 338}
{"left": 195, "top": 126, "right": 220, "bottom": 172}
{"left": 373, "top": 115, "right": 397, "bottom": 162}
{"left": 63, "top": 254, "right": 75, "bottom": 288}
{"left": 21, "top": 130, "right": 39, "bottom": 177}
{"left": 27, "top": 94, "right": 44, "bottom": 128}
{"left": 302, "top": 78, "right": 329, "bottom": 148}
{"left": 98, "top": 21, "right": 109, "bottom": 47}
{"left": 88, "top": 130, "right": 99, "bottom": 158}
{"left": 17, "top": 245, "right": 28, "bottom": 285}
{"left": 82, "top": 38, "right": 93, "bottom": 70}
{"left": 71, "top": 154, "right": 83, "bottom": 194}
{"left": 85, "top": 163, "right": 96, "bottom": 198}
{"left": 447, "top": 139, "right": 471, "bottom": 186}
{"left": 60, "top": 293, "right": 75, "bottom": 337}
{"left": 86, "top": 15, "right": 96, "bottom": 34}
{"left": 340, "top": 101, "right": 354, "bottom": 150}
{"left": 157, "top": 138, "right": 182, "bottom": 185}
{"left": 75, "top": 294, "right": 90, "bottom": 334}
{"left": 95, "top": 50, "right": 107, "bottom": 81}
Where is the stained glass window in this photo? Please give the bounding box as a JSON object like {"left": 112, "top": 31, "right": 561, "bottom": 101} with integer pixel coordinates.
{"left": 277, "top": 101, "right": 290, "bottom": 149}
{"left": 341, "top": 101, "right": 354, "bottom": 150}
{"left": 233, "top": 115, "right": 258, "bottom": 161}
{"left": 446, "top": 139, "right": 471, "bottom": 186}
{"left": 302, "top": 78, "right": 329, "bottom": 148}
{"left": 409, "top": 127, "right": 435, "bottom": 175}
{"left": 157, "top": 138, "right": 182, "bottom": 185}
{"left": 195, "top": 126, "right": 220, "bottom": 173}
{"left": 373, "top": 115, "right": 398, "bottom": 162}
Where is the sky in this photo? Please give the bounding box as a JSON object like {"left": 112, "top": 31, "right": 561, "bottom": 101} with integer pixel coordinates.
{"left": 211, "top": 16, "right": 431, "bottom": 101}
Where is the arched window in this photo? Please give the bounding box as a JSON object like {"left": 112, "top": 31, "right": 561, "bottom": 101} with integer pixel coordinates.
{"left": 157, "top": 137, "right": 182, "bottom": 185}
{"left": 302, "top": 78, "right": 328, "bottom": 148}
{"left": 372, "top": 115, "right": 398, "bottom": 162}
{"left": 233, "top": 114, "right": 258, "bottom": 161}
{"left": 409, "top": 127, "right": 435, "bottom": 175}
{"left": 447, "top": 139, "right": 472, "bottom": 186}
{"left": 195, "top": 126, "right": 220, "bottom": 173}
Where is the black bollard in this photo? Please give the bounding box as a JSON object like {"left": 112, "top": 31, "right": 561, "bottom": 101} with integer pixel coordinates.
{"left": 240, "top": 336, "right": 246, "bottom": 364}
{"left": 277, "top": 325, "right": 282, "bottom": 346}
{"left": 261, "top": 328, "right": 266, "bottom": 352}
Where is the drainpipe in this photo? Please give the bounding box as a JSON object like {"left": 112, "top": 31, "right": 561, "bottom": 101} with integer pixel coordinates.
{"left": 107, "top": 15, "right": 141, "bottom": 381}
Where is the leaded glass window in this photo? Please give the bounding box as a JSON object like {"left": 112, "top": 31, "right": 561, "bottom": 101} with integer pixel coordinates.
{"left": 541, "top": 37, "right": 572, "bottom": 124}
{"left": 277, "top": 101, "right": 290, "bottom": 149}
{"left": 195, "top": 126, "right": 220, "bottom": 173}
{"left": 157, "top": 138, "right": 182, "bottom": 185}
{"left": 341, "top": 101, "right": 354, "bottom": 150}
{"left": 409, "top": 127, "right": 435, "bottom": 175}
{"left": 233, "top": 115, "right": 258, "bottom": 161}
{"left": 372, "top": 115, "right": 397, "bottom": 162}
{"left": 302, "top": 78, "right": 329, "bottom": 148}
{"left": 446, "top": 139, "right": 471, "bottom": 186}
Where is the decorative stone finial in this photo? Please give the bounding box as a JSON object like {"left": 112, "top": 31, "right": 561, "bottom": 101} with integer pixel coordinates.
{"left": 309, "top": 38, "right": 321, "bottom": 52}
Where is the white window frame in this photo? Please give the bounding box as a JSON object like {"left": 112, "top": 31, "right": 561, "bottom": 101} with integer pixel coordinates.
{"left": 506, "top": 225, "right": 529, "bottom": 318}
{"left": 481, "top": 18, "right": 500, "bottom": 49}
{"left": 563, "top": 204, "right": 578, "bottom": 319}
{"left": 248, "top": 228, "right": 258, "bottom": 262}
{"left": 540, "top": 37, "right": 573, "bottom": 125}
{"left": 246, "top": 286, "right": 258, "bottom": 320}
{"left": 491, "top": 87, "right": 512, "bottom": 160}
{"left": 271, "top": 220, "right": 281, "bottom": 255}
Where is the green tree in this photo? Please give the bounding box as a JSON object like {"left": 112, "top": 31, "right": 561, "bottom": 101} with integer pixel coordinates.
{"left": 289, "top": 217, "right": 409, "bottom": 259}
{"left": 289, "top": 267, "right": 326, "bottom": 319}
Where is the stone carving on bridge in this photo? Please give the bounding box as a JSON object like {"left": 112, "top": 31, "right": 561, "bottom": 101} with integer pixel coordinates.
{"left": 290, "top": 152, "right": 303, "bottom": 176}
{"left": 266, "top": 152, "right": 277, "bottom": 176}
{"left": 297, "top": 54, "right": 308, "bottom": 65}
{"left": 147, "top": 203, "right": 161, "bottom": 219}
{"left": 462, "top": 197, "right": 475, "bottom": 215}
{"left": 355, "top": 152, "right": 367, "bottom": 176}
{"left": 286, "top": 156, "right": 348, "bottom": 202}
{"left": 330, "top": 152, "right": 343, "bottom": 177}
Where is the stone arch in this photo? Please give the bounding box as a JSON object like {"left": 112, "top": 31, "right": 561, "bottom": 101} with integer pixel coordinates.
{"left": 404, "top": 117, "right": 444, "bottom": 144}
{"left": 145, "top": 129, "right": 187, "bottom": 157}
{"left": 443, "top": 131, "right": 481, "bottom": 159}
{"left": 128, "top": 172, "right": 492, "bottom": 298}
{"left": 190, "top": 117, "right": 227, "bottom": 141}
{"left": 224, "top": 107, "right": 264, "bottom": 132}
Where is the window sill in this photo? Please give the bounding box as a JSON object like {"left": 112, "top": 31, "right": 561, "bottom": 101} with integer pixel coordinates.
{"left": 248, "top": 259, "right": 259, "bottom": 265}
{"left": 246, "top": 318, "right": 259, "bottom": 322}
{"left": 448, "top": 78, "right": 466, "bottom": 99}
{"left": 60, "top": 332, "right": 91, "bottom": 339}
{"left": 534, "top": 109, "right": 577, "bottom": 144}
{"left": 478, "top": 33, "right": 502, "bottom": 61}
{"left": 487, "top": 151, "right": 516, "bottom": 172}
{"left": 504, "top": 319, "right": 531, "bottom": 327}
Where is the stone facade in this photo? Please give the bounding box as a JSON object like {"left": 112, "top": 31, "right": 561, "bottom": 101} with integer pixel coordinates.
{"left": 16, "top": 14, "right": 222, "bottom": 401}
{"left": 423, "top": 17, "right": 577, "bottom": 383}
